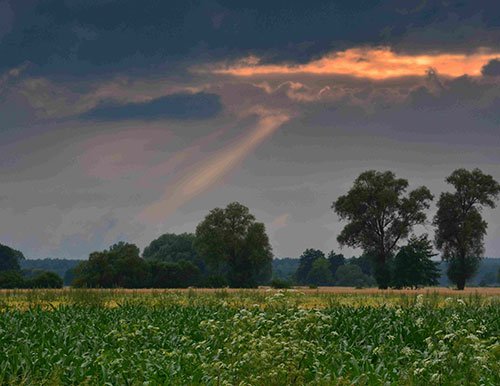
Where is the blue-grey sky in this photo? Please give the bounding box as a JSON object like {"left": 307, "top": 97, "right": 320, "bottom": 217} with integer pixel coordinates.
{"left": 2, "top": 0, "right": 500, "bottom": 260}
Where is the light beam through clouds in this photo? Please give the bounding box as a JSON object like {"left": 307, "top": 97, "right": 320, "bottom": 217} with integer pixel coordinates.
{"left": 269, "top": 213, "right": 289, "bottom": 229}
{"left": 138, "top": 108, "right": 290, "bottom": 222}
{"left": 203, "top": 47, "right": 500, "bottom": 79}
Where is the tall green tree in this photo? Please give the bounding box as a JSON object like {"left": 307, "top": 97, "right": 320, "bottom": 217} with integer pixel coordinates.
{"left": 391, "top": 235, "right": 440, "bottom": 289}
{"left": 332, "top": 170, "right": 433, "bottom": 289}
{"left": 433, "top": 168, "right": 500, "bottom": 290}
{"left": 295, "top": 249, "right": 325, "bottom": 285}
{"left": 194, "top": 202, "right": 273, "bottom": 288}
{"left": 0, "top": 243, "right": 25, "bottom": 272}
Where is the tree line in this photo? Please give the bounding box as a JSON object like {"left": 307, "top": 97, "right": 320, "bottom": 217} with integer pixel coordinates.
{"left": 284, "top": 234, "right": 439, "bottom": 289}
{"left": 0, "top": 244, "right": 63, "bottom": 288}
{"left": 69, "top": 202, "right": 273, "bottom": 289}
{"left": 1, "top": 168, "right": 499, "bottom": 290}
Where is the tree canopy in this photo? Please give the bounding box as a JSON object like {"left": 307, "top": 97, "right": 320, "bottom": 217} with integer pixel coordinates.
{"left": 194, "top": 202, "right": 273, "bottom": 288}
{"left": 433, "top": 168, "right": 500, "bottom": 290}
{"left": 327, "top": 252, "right": 345, "bottom": 278}
{"left": 72, "top": 242, "right": 150, "bottom": 288}
{"left": 0, "top": 243, "right": 25, "bottom": 272}
{"left": 306, "top": 257, "right": 334, "bottom": 286}
{"left": 391, "top": 235, "right": 440, "bottom": 289}
{"left": 335, "top": 264, "right": 375, "bottom": 287}
{"left": 295, "top": 248, "right": 326, "bottom": 285}
{"left": 333, "top": 170, "right": 433, "bottom": 288}
{"left": 148, "top": 259, "right": 200, "bottom": 288}
{"left": 143, "top": 233, "right": 209, "bottom": 274}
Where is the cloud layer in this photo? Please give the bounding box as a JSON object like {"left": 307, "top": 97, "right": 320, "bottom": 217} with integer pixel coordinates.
{"left": 2, "top": 1, "right": 500, "bottom": 261}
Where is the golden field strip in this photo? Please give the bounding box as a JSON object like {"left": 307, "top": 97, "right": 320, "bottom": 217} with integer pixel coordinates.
{"left": 3, "top": 286, "right": 500, "bottom": 294}
{"left": 1, "top": 286, "right": 500, "bottom": 310}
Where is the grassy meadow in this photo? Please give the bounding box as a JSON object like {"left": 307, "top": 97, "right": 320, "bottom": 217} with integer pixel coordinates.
{"left": 1, "top": 288, "right": 500, "bottom": 385}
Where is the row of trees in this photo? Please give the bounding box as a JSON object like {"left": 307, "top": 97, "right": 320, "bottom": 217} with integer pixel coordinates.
{"left": 72, "top": 242, "right": 202, "bottom": 288}
{"left": 0, "top": 243, "right": 64, "bottom": 288}
{"left": 71, "top": 202, "right": 273, "bottom": 288}
{"left": 292, "top": 234, "right": 440, "bottom": 289}
{"left": 294, "top": 249, "right": 374, "bottom": 287}
{"left": 333, "top": 168, "right": 500, "bottom": 289}
{"left": 2, "top": 168, "right": 498, "bottom": 290}
{"left": 0, "top": 270, "right": 63, "bottom": 289}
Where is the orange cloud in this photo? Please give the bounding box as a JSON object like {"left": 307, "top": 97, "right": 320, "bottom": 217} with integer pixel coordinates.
{"left": 138, "top": 108, "right": 290, "bottom": 222}
{"left": 204, "top": 47, "right": 500, "bottom": 79}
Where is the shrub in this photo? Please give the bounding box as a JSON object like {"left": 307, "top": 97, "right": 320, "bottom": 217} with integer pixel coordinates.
{"left": 201, "top": 275, "right": 228, "bottom": 288}
{"left": 0, "top": 270, "right": 25, "bottom": 289}
{"left": 271, "top": 279, "right": 291, "bottom": 289}
{"left": 32, "top": 272, "right": 63, "bottom": 288}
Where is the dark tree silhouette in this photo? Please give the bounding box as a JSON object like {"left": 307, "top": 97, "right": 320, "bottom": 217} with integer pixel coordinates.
{"left": 195, "top": 202, "right": 273, "bottom": 288}
{"left": 0, "top": 243, "right": 25, "bottom": 272}
{"left": 392, "top": 235, "right": 440, "bottom": 289}
{"left": 333, "top": 170, "right": 433, "bottom": 289}
{"left": 434, "top": 168, "right": 500, "bottom": 290}
{"left": 295, "top": 248, "right": 325, "bottom": 285}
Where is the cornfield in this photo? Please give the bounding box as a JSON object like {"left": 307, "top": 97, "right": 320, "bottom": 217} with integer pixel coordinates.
{"left": 0, "top": 289, "right": 499, "bottom": 385}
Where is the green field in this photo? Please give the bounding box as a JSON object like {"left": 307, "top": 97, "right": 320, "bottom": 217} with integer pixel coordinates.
{"left": 1, "top": 289, "right": 500, "bottom": 385}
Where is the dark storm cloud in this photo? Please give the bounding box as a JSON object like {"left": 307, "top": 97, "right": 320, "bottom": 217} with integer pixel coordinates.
{"left": 3, "top": 0, "right": 500, "bottom": 76}
{"left": 82, "top": 92, "right": 222, "bottom": 121}
{"left": 0, "top": 1, "right": 14, "bottom": 42}
{"left": 3, "top": 0, "right": 500, "bottom": 260}
{"left": 482, "top": 59, "right": 500, "bottom": 76}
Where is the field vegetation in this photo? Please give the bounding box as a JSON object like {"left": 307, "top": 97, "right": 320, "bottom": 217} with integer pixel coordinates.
{"left": 1, "top": 288, "right": 500, "bottom": 385}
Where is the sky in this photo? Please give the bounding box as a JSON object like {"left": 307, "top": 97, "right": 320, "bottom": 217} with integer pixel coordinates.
{"left": 1, "top": 0, "right": 500, "bottom": 260}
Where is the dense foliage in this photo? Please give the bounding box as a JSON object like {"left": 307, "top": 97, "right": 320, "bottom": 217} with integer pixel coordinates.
{"left": 72, "top": 242, "right": 150, "bottom": 288}
{"left": 19, "top": 258, "right": 83, "bottom": 285}
{"left": 333, "top": 170, "right": 433, "bottom": 289}
{"left": 392, "top": 236, "right": 440, "bottom": 289}
{"left": 0, "top": 291, "right": 499, "bottom": 385}
{"left": 0, "top": 270, "right": 63, "bottom": 289}
{"left": 148, "top": 259, "right": 200, "bottom": 288}
{"left": 0, "top": 243, "right": 25, "bottom": 272}
{"left": 195, "top": 202, "right": 273, "bottom": 288}
{"left": 143, "top": 233, "right": 209, "bottom": 274}
{"left": 295, "top": 249, "right": 326, "bottom": 285}
{"left": 272, "top": 258, "right": 299, "bottom": 282}
{"left": 434, "top": 168, "right": 500, "bottom": 290}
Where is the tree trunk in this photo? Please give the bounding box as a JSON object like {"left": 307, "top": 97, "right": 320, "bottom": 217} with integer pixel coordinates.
{"left": 456, "top": 252, "right": 467, "bottom": 290}
{"left": 374, "top": 252, "right": 391, "bottom": 289}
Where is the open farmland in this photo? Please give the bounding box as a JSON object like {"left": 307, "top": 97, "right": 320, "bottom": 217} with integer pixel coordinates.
{"left": 1, "top": 289, "right": 500, "bottom": 385}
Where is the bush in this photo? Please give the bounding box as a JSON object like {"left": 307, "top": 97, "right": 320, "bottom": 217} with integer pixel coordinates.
{"left": 0, "top": 270, "right": 25, "bottom": 289}
{"left": 31, "top": 271, "right": 63, "bottom": 288}
{"left": 271, "top": 279, "right": 291, "bottom": 289}
{"left": 149, "top": 259, "right": 200, "bottom": 288}
{"left": 201, "top": 275, "right": 228, "bottom": 288}
{"left": 0, "top": 270, "right": 63, "bottom": 289}
{"left": 335, "top": 264, "right": 375, "bottom": 287}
